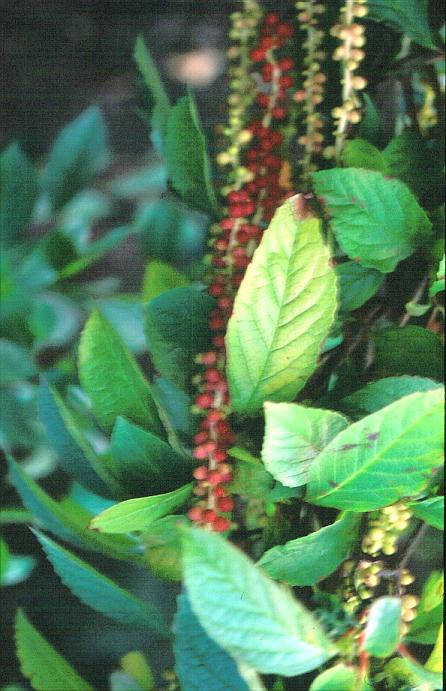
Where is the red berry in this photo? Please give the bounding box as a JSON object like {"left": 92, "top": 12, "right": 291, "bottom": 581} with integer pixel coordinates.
{"left": 213, "top": 516, "right": 231, "bottom": 532}
{"left": 277, "top": 23, "right": 294, "bottom": 38}
{"left": 205, "top": 368, "right": 221, "bottom": 383}
{"left": 217, "top": 496, "right": 234, "bottom": 512}
{"left": 201, "top": 351, "right": 217, "bottom": 366}
{"left": 195, "top": 393, "right": 213, "bottom": 409}
{"left": 207, "top": 409, "right": 224, "bottom": 423}
{"left": 213, "top": 334, "right": 225, "bottom": 348}
{"left": 262, "top": 63, "right": 273, "bottom": 82}
{"left": 209, "top": 317, "right": 225, "bottom": 331}
{"left": 188, "top": 506, "right": 204, "bottom": 522}
{"left": 272, "top": 106, "right": 287, "bottom": 120}
{"left": 212, "top": 485, "right": 227, "bottom": 498}
{"left": 202, "top": 509, "right": 217, "bottom": 523}
{"left": 279, "top": 75, "right": 293, "bottom": 89}
{"left": 259, "top": 36, "right": 276, "bottom": 50}
{"left": 250, "top": 48, "right": 266, "bottom": 62}
{"left": 193, "top": 465, "right": 208, "bottom": 480}
{"left": 264, "top": 12, "right": 280, "bottom": 26}
{"left": 213, "top": 449, "right": 229, "bottom": 463}
{"left": 219, "top": 218, "right": 234, "bottom": 230}
{"left": 279, "top": 57, "right": 294, "bottom": 71}
{"left": 208, "top": 282, "right": 224, "bottom": 297}
{"left": 194, "top": 431, "right": 208, "bottom": 445}
{"left": 217, "top": 296, "right": 233, "bottom": 310}
{"left": 207, "top": 470, "right": 224, "bottom": 485}
{"left": 256, "top": 93, "right": 270, "bottom": 108}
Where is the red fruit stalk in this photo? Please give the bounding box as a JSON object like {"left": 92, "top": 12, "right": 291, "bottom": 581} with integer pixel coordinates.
{"left": 189, "top": 8, "right": 296, "bottom": 531}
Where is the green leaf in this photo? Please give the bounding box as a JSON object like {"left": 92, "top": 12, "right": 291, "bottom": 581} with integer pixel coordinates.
{"left": 174, "top": 592, "right": 249, "bottom": 691}
{"left": 181, "top": 526, "right": 336, "bottom": 677}
{"left": 384, "top": 657, "right": 443, "bottom": 691}
{"left": 78, "top": 309, "right": 162, "bottom": 435}
{"left": 39, "top": 379, "right": 114, "bottom": 496}
{"left": 144, "top": 515, "right": 188, "bottom": 581}
{"left": 372, "top": 326, "right": 444, "bottom": 381}
{"left": 337, "top": 376, "right": 441, "bottom": 420}
{"left": 367, "top": 0, "right": 435, "bottom": 49}
{"left": 43, "top": 107, "right": 108, "bottom": 211}
{"left": 407, "top": 571, "right": 443, "bottom": 645}
{"left": 341, "top": 138, "right": 389, "bottom": 173}
{"left": 0, "top": 142, "right": 39, "bottom": 247}
{"left": 0, "top": 340, "right": 36, "bottom": 383}
{"left": 336, "top": 261, "right": 384, "bottom": 314}
{"left": 426, "top": 623, "right": 443, "bottom": 673}
{"left": 309, "top": 664, "right": 358, "bottom": 691}
{"left": 383, "top": 132, "right": 445, "bottom": 208}
{"left": 90, "top": 483, "right": 193, "bottom": 533}
{"left": 258, "top": 513, "right": 360, "bottom": 586}
{"left": 142, "top": 260, "right": 189, "bottom": 302}
{"left": 306, "top": 388, "right": 444, "bottom": 511}
{"left": 145, "top": 285, "right": 215, "bottom": 392}
{"left": 59, "top": 226, "right": 133, "bottom": 279}
{"left": 312, "top": 168, "right": 433, "bottom": 273}
{"left": 0, "top": 539, "right": 36, "bottom": 587}
{"left": 357, "top": 94, "right": 383, "bottom": 147}
{"left": 120, "top": 652, "right": 155, "bottom": 691}
{"left": 15, "top": 609, "right": 94, "bottom": 691}
{"left": 430, "top": 254, "right": 445, "bottom": 298}
{"left": 7, "top": 456, "right": 139, "bottom": 561}
{"left": 362, "top": 596, "right": 402, "bottom": 657}
{"left": 110, "top": 416, "right": 191, "bottom": 496}
{"left": 262, "top": 402, "right": 349, "bottom": 488}
{"left": 226, "top": 196, "right": 337, "bottom": 414}
{"left": 33, "top": 530, "right": 169, "bottom": 636}
{"left": 409, "top": 497, "right": 444, "bottom": 531}
{"left": 134, "top": 35, "right": 170, "bottom": 146}
{"left": 96, "top": 296, "right": 147, "bottom": 354}
{"left": 164, "top": 92, "right": 219, "bottom": 217}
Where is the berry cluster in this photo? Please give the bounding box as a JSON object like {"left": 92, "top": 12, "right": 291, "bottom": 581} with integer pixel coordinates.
{"left": 294, "top": 1, "right": 326, "bottom": 180}
{"left": 362, "top": 502, "right": 413, "bottom": 557}
{"left": 188, "top": 10, "right": 296, "bottom": 531}
{"left": 329, "top": 0, "right": 368, "bottom": 160}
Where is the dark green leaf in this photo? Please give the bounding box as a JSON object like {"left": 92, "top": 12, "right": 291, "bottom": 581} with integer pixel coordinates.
{"left": 7, "top": 456, "right": 139, "bottom": 561}
{"left": 39, "top": 379, "right": 115, "bottom": 496}
{"left": 258, "top": 513, "right": 360, "bottom": 586}
{"left": 0, "top": 142, "right": 39, "bottom": 247}
{"left": 15, "top": 609, "right": 94, "bottom": 691}
{"left": 43, "top": 107, "right": 108, "bottom": 211}
{"left": 430, "top": 254, "right": 445, "bottom": 298}
{"left": 145, "top": 285, "right": 214, "bottom": 392}
{"left": 182, "top": 527, "right": 336, "bottom": 676}
{"left": 408, "top": 497, "right": 444, "bottom": 530}
{"left": 28, "top": 293, "right": 81, "bottom": 350}
{"left": 0, "top": 340, "right": 36, "bottom": 383}
{"left": 134, "top": 35, "right": 171, "bottom": 150}
{"left": 357, "top": 94, "right": 383, "bottom": 147}
{"left": 226, "top": 196, "right": 337, "bottom": 414}
{"left": 165, "top": 93, "right": 219, "bottom": 217}
{"left": 144, "top": 515, "right": 188, "bottom": 581}
{"left": 336, "top": 261, "right": 384, "bottom": 313}
{"left": 34, "top": 530, "right": 169, "bottom": 636}
{"left": 96, "top": 296, "right": 147, "bottom": 354}
{"left": 174, "top": 592, "right": 249, "bottom": 691}
{"left": 153, "top": 377, "right": 193, "bottom": 439}
{"left": 306, "top": 388, "right": 444, "bottom": 511}
{"left": 90, "top": 483, "right": 193, "bottom": 533}
{"left": 337, "top": 376, "right": 441, "bottom": 419}
{"left": 362, "top": 597, "right": 402, "bottom": 657}
{"left": 78, "top": 309, "right": 163, "bottom": 435}
{"left": 367, "top": 0, "right": 435, "bottom": 49}
{"left": 372, "top": 326, "right": 443, "bottom": 381}
{"left": 59, "top": 226, "right": 133, "bottom": 279}
{"left": 383, "top": 132, "right": 445, "bottom": 208}
{"left": 110, "top": 416, "right": 191, "bottom": 496}
{"left": 341, "top": 138, "right": 389, "bottom": 173}
{"left": 262, "top": 402, "right": 348, "bottom": 488}
{"left": 312, "top": 168, "right": 433, "bottom": 273}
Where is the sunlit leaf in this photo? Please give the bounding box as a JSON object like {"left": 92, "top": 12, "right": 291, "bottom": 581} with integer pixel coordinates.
{"left": 362, "top": 597, "right": 402, "bottom": 657}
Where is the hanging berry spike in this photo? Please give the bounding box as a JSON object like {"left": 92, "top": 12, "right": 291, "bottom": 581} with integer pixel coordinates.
{"left": 294, "top": 1, "right": 326, "bottom": 183}
{"left": 328, "top": 0, "right": 368, "bottom": 162}
{"left": 189, "top": 7, "right": 296, "bottom": 532}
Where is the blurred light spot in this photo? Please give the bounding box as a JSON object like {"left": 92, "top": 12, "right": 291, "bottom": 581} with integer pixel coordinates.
{"left": 166, "top": 49, "right": 225, "bottom": 87}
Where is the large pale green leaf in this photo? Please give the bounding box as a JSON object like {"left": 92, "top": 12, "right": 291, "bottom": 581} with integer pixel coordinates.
{"left": 174, "top": 592, "right": 249, "bottom": 691}
{"left": 306, "top": 388, "right": 444, "bottom": 511}
{"left": 262, "top": 402, "right": 348, "bottom": 488}
{"left": 181, "top": 526, "right": 336, "bottom": 677}
{"left": 110, "top": 416, "right": 191, "bottom": 496}
{"left": 164, "top": 92, "right": 219, "bottom": 217}
{"left": 7, "top": 456, "right": 139, "bottom": 561}
{"left": 258, "top": 513, "right": 360, "bottom": 586}
{"left": 34, "top": 530, "right": 169, "bottom": 636}
{"left": 226, "top": 196, "right": 337, "bottom": 414}
{"left": 372, "top": 326, "right": 444, "bottom": 382}
{"left": 367, "top": 0, "right": 435, "bottom": 49}
{"left": 409, "top": 496, "right": 444, "bottom": 531}
{"left": 134, "top": 35, "right": 170, "bottom": 147}
{"left": 145, "top": 285, "right": 215, "bottom": 392}
{"left": 0, "top": 142, "right": 39, "bottom": 247}
{"left": 337, "top": 376, "right": 441, "bottom": 420}
{"left": 309, "top": 664, "right": 358, "bottom": 691}
{"left": 43, "top": 107, "right": 108, "bottom": 211}
{"left": 90, "top": 483, "right": 193, "bottom": 534}
{"left": 15, "top": 609, "right": 93, "bottom": 691}
{"left": 39, "top": 379, "right": 114, "bottom": 496}
{"left": 78, "top": 309, "right": 162, "bottom": 435}
{"left": 341, "top": 138, "right": 389, "bottom": 173}
{"left": 362, "top": 597, "right": 402, "bottom": 658}
{"left": 336, "top": 261, "right": 384, "bottom": 314}
{"left": 312, "top": 168, "right": 432, "bottom": 273}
